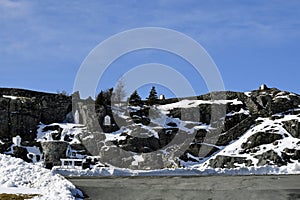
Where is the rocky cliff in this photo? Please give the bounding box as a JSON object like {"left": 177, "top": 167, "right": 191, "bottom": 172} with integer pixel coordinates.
{"left": 0, "top": 88, "right": 71, "bottom": 153}
{"left": 85, "top": 86, "right": 300, "bottom": 169}
{"left": 0, "top": 86, "right": 300, "bottom": 171}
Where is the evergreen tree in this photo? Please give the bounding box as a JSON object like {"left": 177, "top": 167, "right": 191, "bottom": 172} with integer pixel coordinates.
{"left": 95, "top": 88, "right": 113, "bottom": 106}
{"left": 129, "top": 90, "right": 142, "bottom": 106}
{"left": 95, "top": 91, "right": 104, "bottom": 105}
{"left": 147, "top": 86, "right": 158, "bottom": 105}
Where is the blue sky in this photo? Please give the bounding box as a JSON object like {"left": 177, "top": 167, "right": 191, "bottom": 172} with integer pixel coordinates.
{"left": 1, "top": 0, "right": 300, "bottom": 98}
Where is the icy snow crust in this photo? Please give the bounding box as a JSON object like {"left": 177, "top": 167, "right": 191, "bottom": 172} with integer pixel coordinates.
{"left": 0, "top": 154, "right": 82, "bottom": 199}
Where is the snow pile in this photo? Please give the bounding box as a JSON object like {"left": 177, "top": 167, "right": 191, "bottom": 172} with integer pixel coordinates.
{"left": 0, "top": 154, "right": 82, "bottom": 199}
{"left": 53, "top": 162, "right": 300, "bottom": 177}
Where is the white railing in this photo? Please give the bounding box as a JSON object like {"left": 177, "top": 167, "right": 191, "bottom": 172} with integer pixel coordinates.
{"left": 60, "top": 158, "right": 85, "bottom": 168}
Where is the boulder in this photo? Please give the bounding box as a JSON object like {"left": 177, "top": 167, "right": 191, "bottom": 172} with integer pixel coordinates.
{"left": 241, "top": 132, "right": 283, "bottom": 150}
{"left": 209, "top": 155, "right": 252, "bottom": 168}
{"left": 283, "top": 120, "right": 300, "bottom": 138}
{"left": 254, "top": 150, "right": 287, "bottom": 166}
{"left": 41, "top": 141, "right": 68, "bottom": 168}
{"left": 12, "top": 146, "right": 31, "bottom": 163}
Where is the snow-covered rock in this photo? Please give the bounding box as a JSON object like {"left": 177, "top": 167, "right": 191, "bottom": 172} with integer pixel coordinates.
{"left": 1, "top": 87, "right": 300, "bottom": 175}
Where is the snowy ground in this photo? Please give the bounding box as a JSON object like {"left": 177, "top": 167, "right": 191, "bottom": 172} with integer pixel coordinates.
{"left": 0, "top": 154, "right": 83, "bottom": 199}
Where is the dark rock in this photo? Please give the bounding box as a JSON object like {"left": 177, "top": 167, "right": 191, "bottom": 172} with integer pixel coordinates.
{"left": 283, "top": 148, "right": 300, "bottom": 161}
{"left": 69, "top": 144, "right": 91, "bottom": 157}
{"left": 295, "top": 150, "right": 300, "bottom": 161}
{"left": 82, "top": 162, "right": 90, "bottom": 169}
{"left": 254, "top": 150, "right": 286, "bottom": 166}
{"left": 283, "top": 120, "right": 300, "bottom": 138}
{"left": 12, "top": 146, "right": 31, "bottom": 162}
{"left": 241, "top": 132, "right": 283, "bottom": 150}
{"left": 223, "top": 112, "right": 249, "bottom": 132}
{"left": 216, "top": 116, "right": 255, "bottom": 146}
{"left": 115, "top": 127, "right": 178, "bottom": 153}
{"left": 209, "top": 155, "right": 252, "bottom": 168}
{"left": 181, "top": 142, "right": 219, "bottom": 162}
{"left": 166, "top": 122, "right": 177, "bottom": 127}
{"left": 41, "top": 141, "right": 68, "bottom": 168}
{"left": 0, "top": 88, "right": 71, "bottom": 151}
{"left": 0, "top": 138, "right": 12, "bottom": 153}
{"left": 180, "top": 143, "right": 202, "bottom": 161}
{"left": 194, "top": 129, "right": 207, "bottom": 143}
{"left": 42, "top": 125, "right": 62, "bottom": 132}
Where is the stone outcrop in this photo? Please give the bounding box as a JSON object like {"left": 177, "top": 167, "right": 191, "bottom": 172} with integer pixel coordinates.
{"left": 241, "top": 132, "right": 283, "bottom": 150}
{"left": 12, "top": 146, "right": 31, "bottom": 163}
{"left": 41, "top": 141, "right": 68, "bottom": 169}
{"left": 209, "top": 155, "right": 252, "bottom": 168}
{"left": 0, "top": 88, "right": 71, "bottom": 149}
{"left": 254, "top": 150, "right": 287, "bottom": 167}
{"left": 1, "top": 86, "right": 300, "bottom": 170}
{"left": 283, "top": 120, "right": 300, "bottom": 139}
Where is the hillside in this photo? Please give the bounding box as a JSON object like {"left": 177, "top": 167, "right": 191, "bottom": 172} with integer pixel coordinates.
{"left": 0, "top": 86, "right": 300, "bottom": 173}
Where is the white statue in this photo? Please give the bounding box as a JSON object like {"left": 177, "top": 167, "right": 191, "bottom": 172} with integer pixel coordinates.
{"left": 74, "top": 110, "right": 80, "bottom": 124}
{"left": 12, "top": 135, "right": 21, "bottom": 147}
{"left": 104, "top": 115, "right": 111, "bottom": 126}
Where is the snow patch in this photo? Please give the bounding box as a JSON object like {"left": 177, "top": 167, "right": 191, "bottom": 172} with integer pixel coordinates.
{"left": 226, "top": 108, "right": 250, "bottom": 117}
{"left": 157, "top": 99, "right": 242, "bottom": 112}
{"left": 37, "top": 123, "right": 85, "bottom": 144}
{"left": 244, "top": 92, "right": 252, "bottom": 97}
{"left": 2, "top": 95, "right": 19, "bottom": 100}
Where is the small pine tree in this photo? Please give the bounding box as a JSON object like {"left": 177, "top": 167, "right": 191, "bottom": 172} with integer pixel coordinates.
{"left": 129, "top": 90, "right": 142, "bottom": 106}
{"left": 95, "top": 91, "right": 105, "bottom": 105}
{"left": 95, "top": 88, "right": 113, "bottom": 106}
{"left": 147, "top": 86, "right": 158, "bottom": 105}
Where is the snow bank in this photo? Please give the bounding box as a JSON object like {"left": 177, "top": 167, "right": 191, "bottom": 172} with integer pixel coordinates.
{"left": 0, "top": 154, "right": 82, "bottom": 199}
{"left": 53, "top": 161, "right": 300, "bottom": 177}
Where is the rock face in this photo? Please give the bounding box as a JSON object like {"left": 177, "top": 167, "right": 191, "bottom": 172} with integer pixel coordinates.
{"left": 0, "top": 88, "right": 71, "bottom": 148}
{"left": 94, "top": 87, "right": 300, "bottom": 169}
{"left": 209, "top": 155, "right": 252, "bottom": 168}
{"left": 241, "top": 132, "right": 283, "bottom": 150}
{"left": 0, "top": 86, "right": 300, "bottom": 171}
